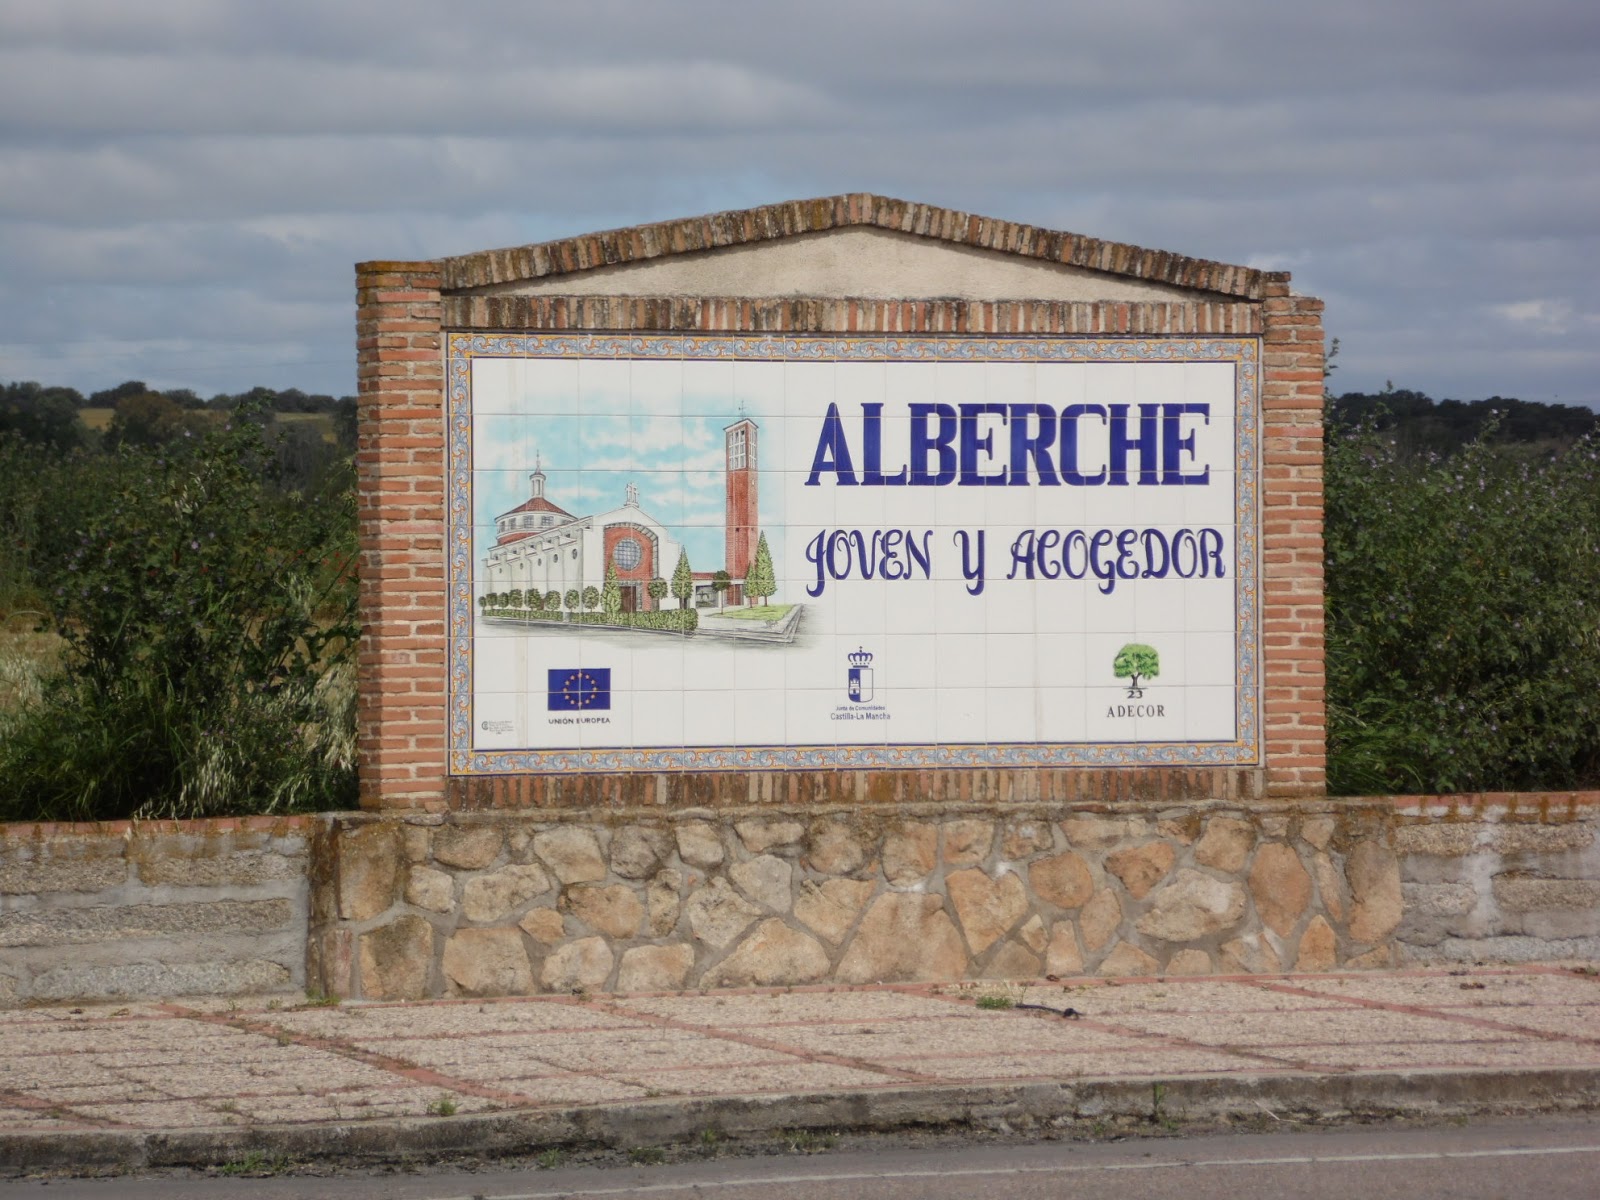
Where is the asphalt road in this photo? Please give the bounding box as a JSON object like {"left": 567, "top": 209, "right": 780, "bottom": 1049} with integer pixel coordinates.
{"left": 5, "top": 1115, "right": 1599, "bottom": 1199}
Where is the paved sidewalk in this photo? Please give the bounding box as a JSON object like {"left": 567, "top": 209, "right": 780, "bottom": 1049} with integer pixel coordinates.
{"left": 3, "top": 965, "right": 1600, "bottom": 1173}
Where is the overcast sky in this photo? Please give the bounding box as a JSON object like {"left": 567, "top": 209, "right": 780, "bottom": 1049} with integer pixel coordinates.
{"left": 2, "top": 0, "right": 1596, "bottom": 407}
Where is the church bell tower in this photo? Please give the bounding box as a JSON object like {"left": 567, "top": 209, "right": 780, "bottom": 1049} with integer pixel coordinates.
{"left": 724, "top": 415, "right": 758, "bottom": 582}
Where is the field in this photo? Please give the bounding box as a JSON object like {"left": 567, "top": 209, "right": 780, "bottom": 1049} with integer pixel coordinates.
{"left": 75, "top": 408, "right": 337, "bottom": 443}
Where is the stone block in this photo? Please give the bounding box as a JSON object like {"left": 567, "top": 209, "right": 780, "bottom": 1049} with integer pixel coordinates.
{"left": 136, "top": 850, "right": 305, "bottom": 888}
{"left": 617, "top": 944, "right": 695, "bottom": 992}
{"left": 941, "top": 820, "right": 993, "bottom": 866}
{"left": 1249, "top": 843, "right": 1312, "bottom": 937}
{"left": 1079, "top": 888, "right": 1122, "bottom": 951}
{"left": 442, "top": 927, "right": 534, "bottom": 997}
{"left": 405, "top": 866, "right": 455, "bottom": 914}
{"left": 338, "top": 823, "right": 402, "bottom": 921}
{"left": 946, "top": 868, "right": 1028, "bottom": 955}
{"left": 1029, "top": 851, "right": 1094, "bottom": 910}
{"left": 1061, "top": 816, "right": 1144, "bottom": 849}
{"left": 359, "top": 914, "right": 434, "bottom": 1000}
{"left": 533, "top": 828, "right": 607, "bottom": 884}
{"left": 805, "top": 821, "right": 868, "bottom": 875}
{"left": 646, "top": 868, "right": 683, "bottom": 935}
{"left": 1294, "top": 915, "right": 1338, "bottom": 971}
{"left": 610, "top": 826, "right": 671, "bottom": 880}
{"left": 562, "top": 883, "right": 644, "bottom": 938}
{"left": 794, "top": 878, "right": 875, "bottom": 945}
{"left": 981, "top": 941, "right": 1043, "bottom": 980}
{"left": 1135, "top": 870, "right": 1247, "bottom": 943}
{"left": 1312, "top": 852, "right": 1347, "bottom": 922}
{"left": 1492, "top": 876, "right": 1600, "bottom": 913}
{"left": 730, "top": 854, "right": 793, "bottom": 912}
{"left": 1166, "top": 948, "right": 1213, "bottom": 975}
{"left": 1045, "top": 925, "right": 1084, "bottom": 976}
{"left": 1194, "top": 817, "right": 1255, "bottom": 872}
{"left": 1106, "top": 841, "right": 1176, "bottom": 900}
{"left": 0, "top": 857, "right": 127, "bottom": 895}
{"left": 1219, "top": 933, "right": 1281, "bottom": 974}
{"left": 882, "top": 823, "right": 937, "bottom": 884}
{"left": 0, "top": 899, "right": 293, "bottom": 948}
{"left": 433, "top": 825, "right": 504, "bottom": 870}
{"left": 1346, "top": 840, "right": 1402, "bottom": 944}
{"left": 1098, "top": 942, "right": 1159, "bottom": 977}
{"left": 735, "top": 818, "right": 804, "bottom": 854}
{"left": 675, "top": 822, "right": 725, "bottom": 868}
{"left": 518, "top": 907, "right": 566, "bottom": 944}
{"left": 28, "top": 959, "right": 293, "bottom": 1003}
{"left": 1300, "top": 816, "right": 1336, "bottom": 851}
{"left": 1017, "top": 914, "right": 1048, "bottom": 954}
{"left": 1157, "top": 814, "right": 1202, "bottom": 845}
{"left": 1394, "top": 823, "right": 1483, "bottom": 857}
{"left": 462, "top": 864, "right": 553, "bottom": 923}
{"left": 685, "top": 878, "right": 762, "bottom": 949}
{"left": 703, "top": 919, "right": 829, "bottom": 988}
{"left": 402, "top": 824, "right": 433, "bottom": 863}
{"left": 836, "top": 893, "right": 967, "bottom": 984}
{"left": 1000, "top": 820, "right": 1055, "bottom": 860}
{"left": 541, "top": 936, "right": 614, "bottom": 992}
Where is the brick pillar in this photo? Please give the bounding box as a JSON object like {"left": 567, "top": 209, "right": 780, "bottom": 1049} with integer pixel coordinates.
{"left": 354, "top": 261, "right": 447, "bottom": 811}
{"left": 1259, "top": 274, "right": 1327, "bottom": 796}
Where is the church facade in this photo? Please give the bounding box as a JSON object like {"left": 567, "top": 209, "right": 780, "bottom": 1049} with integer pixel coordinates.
{"left": 481, "top": 415, "right": 759, "bottom": 612}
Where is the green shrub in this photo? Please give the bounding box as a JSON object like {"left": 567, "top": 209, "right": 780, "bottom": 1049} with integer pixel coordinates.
{"left": 1325, "top": 422, "right": 1600, "bottom": 793}
{"left": 0, "top": 409, "right": 358, "bottom": 821}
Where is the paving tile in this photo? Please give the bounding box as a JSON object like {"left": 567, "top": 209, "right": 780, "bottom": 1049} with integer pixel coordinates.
{"left": 69, "top": 1100, "right": 234, "bottom": 1129}
{"left": 618, "top": 991, "right": 958, "bottom": 1026}
{"left": 526, "top": 1028, "right": 791, "bottom": 1073}
{"left": 916, "top": 1048, "right": 1272, "bottom": 1081}
{"left": 474, "top": 1074, "right": 653, "bottom": 1105}
{"left": 1447, "top": 1005, "right": 1600, "bottom": 1039}
{"left": 1279, "top": 1040, "right": 1600, "bottom": 1070}
{"left": 1041, "top": 981, "right": 1339, "bottom": 1016}
{"left": 1285, "top": 973, "right": 1600, "bottom": 1010}
{"left": 258, "top": 1001, "right": 646, "bottom": 1041}
{"left": 358, "top": 1035, "right": 569, "bottom": 1074}
{"left": 612, "top": 1062, "right": 896, "bottom": 1095}
{"left": 1106, "top": 1006, "right": 1526, "bottom": 1048}
{"left": 765, "top": 1014, "right": 1135, "bottom": 1060}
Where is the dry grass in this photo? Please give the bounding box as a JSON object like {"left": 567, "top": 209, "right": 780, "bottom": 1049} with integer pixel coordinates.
{"left": 78, "top": 407, "right": 116, "bottom": 431}
{"left": 0, "top": 619, "right": 63, "bottom": 713}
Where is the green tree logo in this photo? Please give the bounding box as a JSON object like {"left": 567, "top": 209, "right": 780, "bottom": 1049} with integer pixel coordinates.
{"left": 1113, "top": 644, "right": 1160, "bottom": 698}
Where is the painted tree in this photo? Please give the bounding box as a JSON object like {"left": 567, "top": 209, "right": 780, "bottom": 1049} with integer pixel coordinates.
{"left": 601, "top": 562, "right": 622, "bottom": 618}
{"left": 745, "top": 532, "right": 776, "bottom": 605}
{"left": 647, "top": 577, "right": 667, "bottom": 609}
{"left": 1113, "top": 643, "right": 1160, "bottom": 698}
{"left": 477, "top": 595, "right": 487, "bottom": 613}
{"left": 671, "top": 548, "right": 694, "bottom": 609}
{"left": 528, "top": 589, "right": 544, "bottom": 612}
{"left": 581, "top": 585, "right": 600, "bottom": 613}
{"left": 508, "top": 588, "right": 524, "bottom": 610}
{"left": 563, "top": 588, "right": 579, "bottom": 619}
{"left": 544, "top": 590, "right": 560, "bottom": 613}
{"left": 712, "top": 568, "right": 731, "bottom": 610}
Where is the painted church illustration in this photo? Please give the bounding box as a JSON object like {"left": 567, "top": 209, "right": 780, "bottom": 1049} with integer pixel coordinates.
{"left": 481, "top": 415, "right": 762, "bottom": 611}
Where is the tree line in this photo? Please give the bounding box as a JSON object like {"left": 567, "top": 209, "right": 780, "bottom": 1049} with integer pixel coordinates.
{"left": 1, "top": 374, "right": 1596, "bottom": 820}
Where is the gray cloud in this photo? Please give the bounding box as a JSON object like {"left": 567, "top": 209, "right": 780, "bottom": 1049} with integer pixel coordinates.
{"left": 0, "top": 0, "right": 1596, "bottom": 405}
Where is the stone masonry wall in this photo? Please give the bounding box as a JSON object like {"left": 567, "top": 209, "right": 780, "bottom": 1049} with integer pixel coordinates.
{"left": 1395, "top": 793, "right": 1600, "bottom": 964}
{"left": 310, "top": 801, "right": 1402, "bottom": 1001}
{"left": 0, "top": 817, "right": 313, "bottom": 1007}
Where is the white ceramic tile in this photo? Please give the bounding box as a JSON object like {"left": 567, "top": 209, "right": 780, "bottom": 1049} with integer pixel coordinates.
{"left": 682, "top": 689, "right": 737, "bottom": 747}
{"left": 985, "top": 685, "right": 1037, "bottom": 744}
{"left": 1185, "top": 686, "right": 1238, "bottom": 741}
{"left": 1036, "top": 687, "right": 1088, "bottom": 743}
{"left": 1185, "top": 631, "right": 1237, "bottom": 689}
{"left": 934, "top": 634, "right": 988, "bottom": 690}
{"left": 734, "top": 689, "right": 787, "bottom": 746}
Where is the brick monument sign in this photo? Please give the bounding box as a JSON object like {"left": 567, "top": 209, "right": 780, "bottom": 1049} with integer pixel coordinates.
{"left": 325, "top": 195, "right": 1364, "bottom": 1000}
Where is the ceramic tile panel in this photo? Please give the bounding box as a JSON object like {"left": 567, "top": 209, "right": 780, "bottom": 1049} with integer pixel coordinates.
{"left": 446, "top": 333, "right": 1259, "bottom": 774}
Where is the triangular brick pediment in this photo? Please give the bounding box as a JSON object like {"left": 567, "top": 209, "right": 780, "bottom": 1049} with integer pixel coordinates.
{"left": 438, "top": 194, "right": 1272, "bottom": 303}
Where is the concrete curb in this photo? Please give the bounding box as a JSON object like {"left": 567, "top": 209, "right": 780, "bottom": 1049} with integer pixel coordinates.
{"left": 6, "top": 1067, "right": 1600, "bottom": 1175}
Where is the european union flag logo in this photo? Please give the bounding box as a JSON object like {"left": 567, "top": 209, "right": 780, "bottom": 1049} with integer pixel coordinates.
{"left": 547, "top": 668, "right": 611, "bottom": 711}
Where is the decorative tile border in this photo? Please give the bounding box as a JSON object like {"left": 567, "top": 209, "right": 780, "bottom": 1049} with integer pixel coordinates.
{"left": 446, "top": 333, "right": 1260, "bottom": 774}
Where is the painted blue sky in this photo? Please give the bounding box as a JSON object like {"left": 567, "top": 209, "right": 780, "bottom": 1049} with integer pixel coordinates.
{"left": 470, "top": 357, "right": 792, "bottom": 578}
